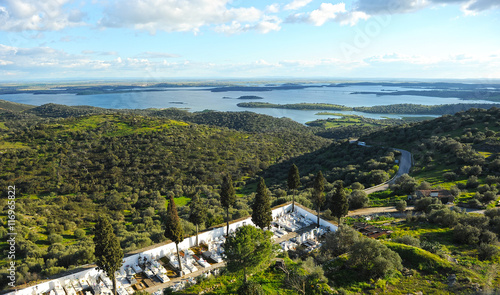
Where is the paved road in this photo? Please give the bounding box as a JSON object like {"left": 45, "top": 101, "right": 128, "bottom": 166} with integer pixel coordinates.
{"left": 363, "top": 148, "right": 412, "bottom": 195}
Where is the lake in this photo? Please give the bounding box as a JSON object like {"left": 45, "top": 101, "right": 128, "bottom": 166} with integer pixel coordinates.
{"left": 1, "top": 85, "right": 497, "bottom": 124}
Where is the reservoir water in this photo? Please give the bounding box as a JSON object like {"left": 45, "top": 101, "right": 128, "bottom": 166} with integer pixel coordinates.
{"left": 1, "top": 85, "right": 497, "bottom": 124}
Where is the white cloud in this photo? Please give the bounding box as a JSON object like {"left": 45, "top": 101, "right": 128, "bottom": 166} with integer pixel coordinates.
{"left": 265, "top": 4, "right": 281, "bottom": 13}
{"left": 215, "top": 16, "right": 281, "bottom": 34}
{"left": 0, "top": 59, "right": 14, "bottom": 66}
{"left": 309, "top": 3, "right": 349, "bottom": 26}
{"left": 286, "top": 3, "right": 369, "bottom": 26}
{"left": 136, "top": 52, "right": 181, "bottom": 59}
{"left": 0, "top": 0, "right": 85, "bottom": 31}
{"left": 284, "top": 0, "right": 313, "bottom": 11}
{"left": 353, "top": 0, "right": 428, "bottom": 15}
{"left": 98, "top": 0, "right": 272, "bottom": 34}
{"left": 352, "top": 0, "right": 499, "bottom": 16}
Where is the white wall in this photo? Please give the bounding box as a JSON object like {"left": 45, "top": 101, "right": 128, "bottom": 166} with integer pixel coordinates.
{"left": 6, "top": 203, "right": 336, "bottom": 295}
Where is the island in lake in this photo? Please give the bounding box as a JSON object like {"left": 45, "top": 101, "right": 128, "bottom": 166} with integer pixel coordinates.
{"left": 222, "top": 95, "right": 264, "bottom": 99}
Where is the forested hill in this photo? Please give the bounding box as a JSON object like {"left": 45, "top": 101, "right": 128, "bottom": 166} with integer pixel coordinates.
{"left": 0, "top": 99, "right": 35, "bottom": 112}
{"left": 0, "top": 114, "right": 329, "bottom": 194}
{"left": 361, "top": 107, "right": 500, "bottom": 148}
{"left": 360, "top": 107, "right": 500, "bottom": 209}
{"left": 0, "top": 101, "right": 311, "bottom": 135}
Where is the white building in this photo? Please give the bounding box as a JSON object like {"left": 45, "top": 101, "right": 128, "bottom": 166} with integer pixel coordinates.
{"left": 6, "top": 202, "right": 337, "bottom": 295}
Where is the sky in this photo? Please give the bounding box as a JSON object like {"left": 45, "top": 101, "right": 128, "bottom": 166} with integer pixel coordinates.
{"left": 0, "top": 0, "right": 499, "bottom": 81}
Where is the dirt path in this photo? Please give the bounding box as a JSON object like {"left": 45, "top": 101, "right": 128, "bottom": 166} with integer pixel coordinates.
{"left": 348, "top": 206, "right": 415, "bottom": 216}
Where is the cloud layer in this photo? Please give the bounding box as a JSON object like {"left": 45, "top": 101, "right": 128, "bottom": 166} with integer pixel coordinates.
{"left": 0, "top": 0, "right": 85, "bottom": 31}
{"left": 0, "top": 0, "right": 498, "bottom": 34}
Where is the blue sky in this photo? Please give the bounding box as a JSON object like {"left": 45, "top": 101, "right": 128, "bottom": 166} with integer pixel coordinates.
{"left": 0, "top": 0, "right": 499, "bottom": 81}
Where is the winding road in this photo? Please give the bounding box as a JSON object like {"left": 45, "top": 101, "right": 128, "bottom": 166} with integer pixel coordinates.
{"left": 363, "top": 148, "right": 412, "bottom": 195}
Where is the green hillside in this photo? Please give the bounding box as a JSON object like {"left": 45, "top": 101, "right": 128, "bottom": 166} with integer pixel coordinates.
{"left": 361, "top": 106, "right": 500, "bottom": 207}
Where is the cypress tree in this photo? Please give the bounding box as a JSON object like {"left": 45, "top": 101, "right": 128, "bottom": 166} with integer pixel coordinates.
{"left": 252, "top": 177, "right": 272, "bottom": 229}
{"left": 287, "top": 164, "right": 301, "bottom": 212}
{"left": 330, "top": 181, "right": 349, "bottom": 224}
{"left": 189, "top": 192, "right": 206, "bottom": 246}
{"left": 93, "top": 216, "right": 123, "bottom": 295}
{"left": 312, "top": 171, "right": 326, "bottom": 228}
{"left": 220, "top": 175, "right": 236, "bottom": 235}
{"left": 164, "top": 195, "right": 185, "bottom": 274}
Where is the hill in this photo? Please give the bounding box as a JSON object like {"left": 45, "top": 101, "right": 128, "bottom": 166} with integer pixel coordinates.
{"left": 0, "top": 99, "right": 35, "bottom": 112}
{"left": 361, "top": 106, "right": 500, "bottom": 207}
{"left": 0, "top": 113, "right": 331, "bottom": 284}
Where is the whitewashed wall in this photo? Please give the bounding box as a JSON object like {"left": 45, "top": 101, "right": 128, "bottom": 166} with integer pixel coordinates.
{"left": 7, "top": 203, "right": 336, "bottom": 295}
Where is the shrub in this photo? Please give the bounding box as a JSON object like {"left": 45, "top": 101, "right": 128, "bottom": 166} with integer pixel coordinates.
{"left": 321, "top": 225, "right": 362, "bottom": 257}
{"left": 47, "top": 234, "right": 63, "bottom": 244}
{"left": 74, "top": 229, "right": 86, "bottom": 239}
{"left": 391, "top": 174, "right": 418, "bottom": 195}
{"left": 478, "top": 244, "right": 500, "bottom": 261}
{"left": 395, "top": 200, "right": 407, "bottom": 212}
{"left": 485, "top": 208, "right": 500, "bottom": 219}
{"left": 393, "top": 235, "right": 420, "bottom": 247}
{"left": 453, "top": 224, "right": 480, "bottom": 245}
{"left": 479, "top": 230, "right": 498, "bottom": 244}
{"left": 420, "top": 240, "right": 445, "bottom": 255}
{"left": 348, "top": 190, "right": 369, "bottom": 210}
{"left": 459, "top": 214, "right": 489, "bottom": 228}
{"left": 349, "top": 238, "right": 402, "bottom": 279}
{"left": 428, "top": 208, "right": 460, "bottom": 227}
{"left": 237, "top": 281, "right": 265, "bottom": 295}
{"left": 414, "top": 197, "right": 441, "bottom": 213}
{"left": 443, "top": 172, "right": 457, "bottom": 181}
{"left": 466, "top": 176, "right": 479, "bottom": 189}
{"left": 482, "top": 191, "right": 497, "bottom": 203}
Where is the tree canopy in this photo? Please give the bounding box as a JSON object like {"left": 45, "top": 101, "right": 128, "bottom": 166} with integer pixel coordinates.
{"left": 311, "top": 171, "right": 326, "bottom": 227}
{"left": 189, "top": 193, "right": 206, "bottom": 246}
{"left": 164, "top": 194, "right": 184, "bottom": 273}
{"left": 220, "top": 175, "right": 236, "bottom": 235}
{"left": 252, "top": 178, "right": 272, "bottom": 229}
{"left": 288, "top": 163, "right": 301, "bottom": 211}
{"left": 330, "top": 182, "right": 349, "bottom": 223}
{"left": 224, "top": 225, "right": 275, "bottom": 282}
{"left": 93, "top": 216, "right": 123, "bottom": 295}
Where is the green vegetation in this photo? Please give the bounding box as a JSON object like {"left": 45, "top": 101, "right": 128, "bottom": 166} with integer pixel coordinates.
{"left": 93, "top": 216, "right": 123, "bottom": 295}
{"left": 352, "top": 89, "right": 500, "bottom": 102}
{"left": 251, "top": 178, "right": 272, "bottom": 230}
{"left": 164, "top": 194, "right": 185, "bottom": 273}
{"left": 237, "top": 102, "right": 351, "bottom": 110}
{"left": 2, "top": 100, "right": 500, "bottom": 293}
{"left": 307, "top": 114, "right": 432, "bottom": 140}
{"left": 363, "top": 107, "right": 500, "bottom": 208}
{"left": 239, "top": 101, "right": 500, "bottom": 115}
{"left": 224, "top": 225, "right": 275, "bottom": 283}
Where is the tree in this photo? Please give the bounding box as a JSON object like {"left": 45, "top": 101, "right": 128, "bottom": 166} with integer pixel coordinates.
{"left": 330, "top": 182, "right": 349, "bottom": 224}
{"left": 321, "top": 225, "right": 362, "bottom": 257}
{"left": 189, "top": 193, "right": 206, "bottom": 246}
{"left": 311, "top": 171, "right": 326, "bottom": 228}
{"left": 237, "top": 281, "right": 265, "bottom": 295}
{"left": 284, "top": 257, "right": 330, "bottom": 295}
{"left": 252, "top": 178, "right": 272, "bottom": 229}
{"left": 348, "top": 190, "right": 368, "bottom": 210}
{"left": 349, "top": 238, "right": 402, "bottom": 279}
{"left": 414, "top": 197, "right": 440, "bottom": 213}
{"left": 164, "top": 195, "right": 185, "bottom": 274}
{"left": 220, "top": 175, "right": 236, "bottom": 236}
{"left": 288, "top": 164, "right": 301, "bottom": 212}
{"left": 93, "top": 216, "right": 123, "bottom": 295}
{"left": 224, "top": 225, "right": 275, "bottom": 283}
{"left": 395, "top": 200, "right": 407, "bottom": 212}
{"left": 391, "top": 174, "right": 418, "bottom": 195}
